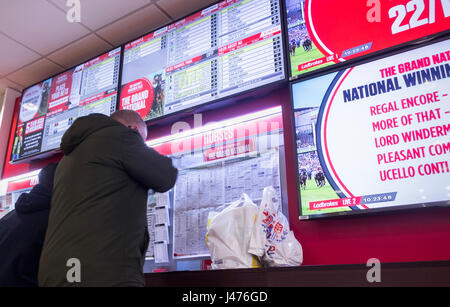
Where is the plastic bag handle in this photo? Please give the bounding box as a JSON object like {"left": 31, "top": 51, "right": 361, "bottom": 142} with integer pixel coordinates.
{"left": 219, "top": 193, "right": 253, "bottom": 215}
{"left": 261, "top": 186, "right": 280, "bottom": 212}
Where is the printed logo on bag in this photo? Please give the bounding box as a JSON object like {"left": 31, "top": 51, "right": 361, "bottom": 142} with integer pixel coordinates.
{"left": 274, "top": 222, "right": 283, "bottom": 234}
{"left": 262, "top": 212, "right": 273, "bottom": 225}
{"left": 267, "top": 246, "right": 276, "bottom": 256}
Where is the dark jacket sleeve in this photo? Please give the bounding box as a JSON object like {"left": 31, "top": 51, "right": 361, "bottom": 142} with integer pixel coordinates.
{"left": 120, "top": 130, "right": 178, "bottom": 192}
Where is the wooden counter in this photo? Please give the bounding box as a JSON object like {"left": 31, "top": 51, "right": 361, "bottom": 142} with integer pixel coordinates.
{"left": 145, "top": 260, "right": 450, "bottom": 287}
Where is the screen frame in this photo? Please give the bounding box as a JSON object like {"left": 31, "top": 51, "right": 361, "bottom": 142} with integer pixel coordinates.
{"left": 119, "top": 0, "right": 290, "bottom": 125}
{"left": 289, "top": 33, "right": 450, "bottom": 220}
{"left": 284, "top": 0, "right": 450, "bottom": 81}
{"left": 9, "top": 45, "right": 123, "bottom": 164}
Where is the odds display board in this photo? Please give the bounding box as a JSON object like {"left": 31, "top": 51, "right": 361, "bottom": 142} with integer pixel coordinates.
{"left": 286, "top": 0, "right": 450, "bottom": 78}
{"left": 120, "top": 0, "right": 286, "bottom": 121}
{"left": 292, "top": 39, "right": 450, "bottom": 219}
{"left": 145, "top": 107, "right": 284, "bottom": 264}
{"left": 10, "top": 47, "right": 121, "bottom": 162}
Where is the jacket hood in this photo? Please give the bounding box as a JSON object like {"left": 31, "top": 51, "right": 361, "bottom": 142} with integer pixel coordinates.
{"left": 15, "top": 184, "right": 52, "bottom": 215}
{"left": 61, "top": 113, "right": 120, "bottom": 155}
{"left": 38, "top": 162, "right": 58, "bottom": 191}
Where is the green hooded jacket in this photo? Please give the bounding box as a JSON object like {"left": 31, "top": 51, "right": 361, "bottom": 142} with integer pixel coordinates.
{"left": 38, "top": 113, "right": 178, "bottom": 287}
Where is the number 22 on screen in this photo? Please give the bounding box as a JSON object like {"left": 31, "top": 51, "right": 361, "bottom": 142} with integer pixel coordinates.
{"left": 388, "top": 0, "right": 450, "bottom": 35}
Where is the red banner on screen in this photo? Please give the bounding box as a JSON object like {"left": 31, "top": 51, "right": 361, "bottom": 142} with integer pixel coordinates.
{"left": 120, "top": 78, "right": 154, "bottom": 119}
{"left": 152, "top": 112, "right": 283, "bottom": 156}
{"left": 47, "top": 70, "right": 73, "bottom": 114}
{"left": 298, "top": 55, "right": 337, "bottom": 71}
{"left": 166, "top": 55, "right": 203, "bottom": 73}
{"left": 309, "top": 196, "right": 363, "bottom": 211}
{"left": 204, "top": 139, "right": 256, "bottom": 161}
{"left": 218, "top": 28, "right": 281, "bottom": 56}
{"left": 24, "top": 116, "right": 45, "bottom": 135}
{"left": 306, "top": 0, "right": 450, "bottom": 61}
{"left": 83, "top": 49, "right": 118, "bottom": 68}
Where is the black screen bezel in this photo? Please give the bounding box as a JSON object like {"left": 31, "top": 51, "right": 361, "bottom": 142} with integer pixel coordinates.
{"left": 10, "top": 46, "right": 123, "bottom": 164}
{"left": 119, "top": 0, "right": 290, "bottom": 126}
{"left": 284, "top": 0, "right": 450, "bottom": 81}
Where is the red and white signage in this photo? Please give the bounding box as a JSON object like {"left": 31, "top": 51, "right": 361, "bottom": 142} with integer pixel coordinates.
{"left": 47, "top": 70, "right": 73, "bottom": 115}
{"left": 291, "top": 0, "right": 450, "bottom": 76}
{"left": 24, "top": 116, "right": 45, "bottom": 135}
{"left": 7, "top": 175, "right": 39, "bottom": 193}
{"left": 314, "top": 40, "right": 450, "bottom": 211}
{"left": 119, "top": 78, "right": 155, "bottom": 119}
{"left": 151, "top": 111, "right": 283, "bottom": 159}
{"left": 204, "top": 139, "right": 256, "bottom": 161}
{"left": 219, "top": 27, "right": 281, "bottom": 56}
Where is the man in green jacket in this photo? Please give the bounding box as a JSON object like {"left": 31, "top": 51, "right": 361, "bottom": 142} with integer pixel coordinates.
{"left": 38, "top": 110, "right": 178, "bottom": 287}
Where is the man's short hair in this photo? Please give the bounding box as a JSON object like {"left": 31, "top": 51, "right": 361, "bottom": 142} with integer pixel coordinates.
{"left": 110, "top": 110, "right": 147, "bottom": 140}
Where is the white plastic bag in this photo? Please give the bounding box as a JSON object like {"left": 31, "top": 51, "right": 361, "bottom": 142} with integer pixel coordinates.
{"left": 249, "top": 186, "right": 303, "bottom": 267}
{"left": 206, "top": 193, "right": 262, "bottom": 269}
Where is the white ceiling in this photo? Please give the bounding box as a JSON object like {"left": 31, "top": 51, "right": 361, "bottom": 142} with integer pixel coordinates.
{"left": 0, "top": 0, "right": 218, "bottom": 97}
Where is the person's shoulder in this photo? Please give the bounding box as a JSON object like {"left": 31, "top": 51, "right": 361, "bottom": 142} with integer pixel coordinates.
{"left": 0, "top": 210, "right": 20, "bottom": 231}
{"left": 116, "top": 127, "right": 144, "bottom": 143}
{"left": 94, "top": 120, "right": 128, "bottom": 138}
{"left": 101, "top": 128, "right": 145, "bottom": 158}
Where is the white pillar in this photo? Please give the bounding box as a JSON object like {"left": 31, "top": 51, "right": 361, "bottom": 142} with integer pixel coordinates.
{"left": 0, "top": 88, "right": 21, "bottom": 178}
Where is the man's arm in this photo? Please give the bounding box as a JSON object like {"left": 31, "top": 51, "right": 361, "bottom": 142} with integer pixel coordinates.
{"left": 121, "top": 130, "right": 178, "bottom": 192}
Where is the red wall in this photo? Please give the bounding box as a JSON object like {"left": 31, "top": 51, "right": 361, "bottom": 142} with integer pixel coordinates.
{"left": 3, "top": 88, "right": 450, "bottom": 266}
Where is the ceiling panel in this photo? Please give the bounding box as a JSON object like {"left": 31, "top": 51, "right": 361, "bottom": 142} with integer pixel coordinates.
{"left": 0, "top": 78, "right": 24, "bottom": 96}
{"left": 0, "top": 0, "right": 224, "bottom": 95}
{"left": 48, "top": 0, "right": 153, "bottom": 31}
{"left": 47, "top": 34, "right": 113, "bottom": 69}
{"left": 0, "top": 33, "right": 41, "bottom": 76}
{"left": 7, "top": 59, "right": 64, "bottom": 89}
{"left": 96, "top": 4, "right": 171, "bottom": 47}
{"left": 156, "top": 0, "right": 218, "bottom": 20}
{"left": 0, "top": 0, "right": 90, "bottom": 55}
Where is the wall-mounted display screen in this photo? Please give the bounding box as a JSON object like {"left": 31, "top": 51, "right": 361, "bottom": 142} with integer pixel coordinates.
{"left": 10, "top": 47, "right": 121, "bottom": 162}
{"left": 120, "top": 0, "right": 285, "bottom": 121}
{"left": 292, "top": 39, "right": 450, "bottom": 219}
{"left": 286, "top": 0, "right": 450, "bottom": 78}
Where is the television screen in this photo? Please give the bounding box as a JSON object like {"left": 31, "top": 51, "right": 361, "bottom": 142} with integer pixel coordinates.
{"left": 286, "top": 0, "right": 450, "bottom": 78}
{"left": 292, "top": 38, "right": 450, "bottom": 219}
{"left": 120, "top": 0, "right": 286, "bottom": 121}
{"left": 11, "top": 47, "right": 121, "bottom": 162}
